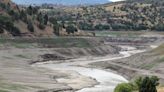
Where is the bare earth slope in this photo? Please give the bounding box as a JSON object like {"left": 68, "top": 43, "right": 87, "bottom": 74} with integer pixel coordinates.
{"left": 91, "top": 43, "right": 164, "bottom": 84}
{"left": 0, "top": 38, "right": 118, "bottom": 92}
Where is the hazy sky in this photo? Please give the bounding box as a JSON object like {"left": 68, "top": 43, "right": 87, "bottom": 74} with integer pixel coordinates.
{"left": 12, "top": 0, "right": 125, "bottom": 5}
{"left": 12, "top": 0, "right": 111, "bottom": 5}
{"left": 110, "top": 0, "right": 124, "bottom": 2}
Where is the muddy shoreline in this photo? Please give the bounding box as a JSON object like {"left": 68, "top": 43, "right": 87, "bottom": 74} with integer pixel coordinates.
{"left": 33, "top": 46, "right": 147, "bottom": 92}
{"left": 32, "top": 45, "right": 122, "bottom": 92}
{"left": 28, "top": 37, "right": 163, "bottom": 92}
{"left": 90, "top": 45, "right": 164, "bottom": 84}
{"left": 0, "top": 37, "right": 162, "bottom": 92}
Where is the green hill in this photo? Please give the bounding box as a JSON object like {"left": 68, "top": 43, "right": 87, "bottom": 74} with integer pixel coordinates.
{"left": 0, "top": 0, "right": 55, "bottom": 37}
{"left": 0, "top": 0, "right": 164, "bottom": 37}
{"left": 126, "top": 0, "right": 164, "bottom": 3}
{"left": 0, "top": 0, "right": 89, "bottom": 37}
{"left": 43, "top": 0, "right": 163, "bottom": 32}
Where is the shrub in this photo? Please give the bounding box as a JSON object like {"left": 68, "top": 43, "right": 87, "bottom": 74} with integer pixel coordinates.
{"left": 0, "top": 28, "right": 4, "bottom": 34}
{"left": 66, "top": 25, "right": 78, "bottom": 34}
{"left": 27, "top": 5, "right": 33, "bottom": 15}
{"left": 0, "top": 15, "right": 19, "bottom": 36}
{"left": 114, "top": 76, "right": 160, "bottom": 92}
{"left": 27, "top": 20, "right": 34, "bottom": 32}
{"left": 44, "top": 14, "right": 49, "bottom": 25}
{"left": 53, "top": 23, "right": 60, "bottom": 36}
{"left": 78, "top": 22, "right": 94, "bottom": 30}
{"left": 0, "top": 15, "right": 13, "bottom": 27}
{"left": 38, "top": 23, "right": 45, "bottom": 30}
{"left": 20, "top": 10, "right": 28, "bottom": 23}
{"left": 114, "top": 83, "right": 133, "bottom": 92}
{"left": 10, "top": 27, "right": 21, "bottom": 36}
{"left": 0, "top": 2, "right": 7, "bottom": 10}
{"left": 8, "top": 10, "right": 20, "bottom": 21}
{"left": 139, "top": 76, "right": 159, "bottom": 92}
{"left": 154, "top": 24, "right": 164, "bottom": 31}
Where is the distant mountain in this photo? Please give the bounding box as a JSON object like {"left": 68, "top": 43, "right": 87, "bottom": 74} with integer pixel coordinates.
{"left": 126, "top": 0, "right": 164, "bottom": 3}
{"left": 12, "top": 0, "right": 111, "bottom": 5}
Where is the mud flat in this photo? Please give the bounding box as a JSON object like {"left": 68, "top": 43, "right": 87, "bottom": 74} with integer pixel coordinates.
{"left": 0, "top": 37, "right": 161, "bottom": 92}
{"left": 0, "top": 39, "right": 120, "bottom": 92}
{"left": 90, "top": 44, "right": 164, "bottom": 84}
{"left": 34, "top": 46, "right": 145, "bottom": 92}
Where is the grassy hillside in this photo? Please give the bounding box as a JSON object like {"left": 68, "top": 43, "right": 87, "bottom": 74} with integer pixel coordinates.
{"left": 126, "top": 0, "right": 164, "bottom": 3}
{"left": 96, "top": 0, "right": 164, "bottom": 31}
{"left": 0, "top": 0, "right": 93, "bottom": 37}
{"left": 0, "top": 0, "right": 164, "bottom": 37}
{"left": 0, "top": 38, "right": 95, "bottom": 48}
{"left": 0, "top": 0, "right": 54, "bottom": 37}
{"left": 41, "top": 0, "right": 164, "bottom": 32}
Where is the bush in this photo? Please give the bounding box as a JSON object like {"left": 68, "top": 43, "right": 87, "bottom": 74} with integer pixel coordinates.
{"left": 0, "top": 28, "right": 4, "bottom": 34}
{"left": 66, "top": 25, "right": 78, "bottom": 34}
{"left": 20, "top": 10, "right": 27, "bottom": 23}
{"left": 0, "top": 2, "right": 7, "bottom": 10}
{"left": 94, "top": 24, "right": 110, "bottom": 30}
{"left": 10, "top": 27, "right": 21, "bottom": 36}
{"left": 78, "top": 22, "right": 94, "bottom": 30}
{"left": 111, "top": 24, "right": 130, "bottom": 31}
{"left": 53, "top": 23, "right": 60, "bottom": 36}
{"left": 114, "top": 83, "right": 133, "bottom": 92}
{"left": 8, "top": 10, "right": 20, "bottom": 21}
{"left": 44, "top": 14, "right": 48, "bottom": 25}
{"left": 0, "top": 15, "right": 21, "bottom": 36}
{"left": 27, "top": 5, "right": 33, "bottom": 15}
{"left": 139, "top": 76, "right": 159, "bottom": 92}
{"left": 27, "top": 21, "right": 34, "bottom": 32}
{"left": 154, "top": 24, "right": 164, "bottom": 31}
{"left": 38, "top": 23, "right": 46, "bottom": 30}
{"left": 0, "top": 15, "right": 13, "bottom": 27}
{"left": 114, "top": 76, "right": 159, "bottom": 92}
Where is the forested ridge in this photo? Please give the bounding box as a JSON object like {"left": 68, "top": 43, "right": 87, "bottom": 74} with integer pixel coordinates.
{"left": 0, "top": 0, "right": 163, "bottom": 37}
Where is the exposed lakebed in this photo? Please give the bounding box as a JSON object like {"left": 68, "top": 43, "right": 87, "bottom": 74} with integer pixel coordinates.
{"left": 33, "top": 46, "right": 146, "bottom": 92}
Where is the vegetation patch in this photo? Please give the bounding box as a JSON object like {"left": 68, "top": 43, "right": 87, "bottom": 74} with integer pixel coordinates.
{"left": 94, "top": 31, "right": 143, "bottom": 37}
{"left": 0, "top": 82, "right": 26, "bottom": 91}
{"left": 0, "top": 89, "right": 9, "bottom": 92}
{"left": 152, "top": 44, "right": 164, "bottom": 55}
{"left": 15, "top": 55, "right": 29, "bottom": 59}
{"left": 114, "top": 83, "right": 133, "bottom": 92}
{"left": 0, "top": 38, "right": 92, "bottom": 48}
{"left": 141, "top": 62, "right": 157, "bottom": 70}
{"left": 141, "top": 44, "right": 164, "bottom": 69}
{"left": 115, "top": 76, "right": 159, "bottom": 92}
{"left": 2, "top": 56, "right": 13, "bottom": 59}
{"left": 140, "top": 57, "right": 164, "bottom": 70}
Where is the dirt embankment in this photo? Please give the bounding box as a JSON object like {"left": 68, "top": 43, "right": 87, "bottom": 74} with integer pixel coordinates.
{"left": 0, "top": 42, "right": 119, "bottom": 92}
{"left": 0, "top": 36, "right": 161, "bottom": 92}
{"left": 90, "top": 43, "right": 164, "bottom": 84}
{"left": 31, "top": 45, "right": 120, "bottom": 64}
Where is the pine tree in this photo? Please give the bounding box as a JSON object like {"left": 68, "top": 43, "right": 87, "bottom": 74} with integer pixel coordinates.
{"left": 27, "top": 20, "right": 34, "bottom": 32}
{"left": 44, "top": 14, "right": 48, "bottom": 25}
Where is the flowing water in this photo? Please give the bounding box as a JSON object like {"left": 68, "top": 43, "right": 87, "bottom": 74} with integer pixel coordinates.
{"left": 34, "top": 46, "right": 146, "bottom": 92}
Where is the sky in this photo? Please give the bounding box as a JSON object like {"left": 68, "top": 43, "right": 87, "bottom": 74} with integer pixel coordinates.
{"left": 110, "top": 0, "right": 124, "bottom": 2}
{"left": 12, "top": 0, "right": 108, "bottom": 5}
{"left": 12, "top": 0, "right": 124, "bottom": 5}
